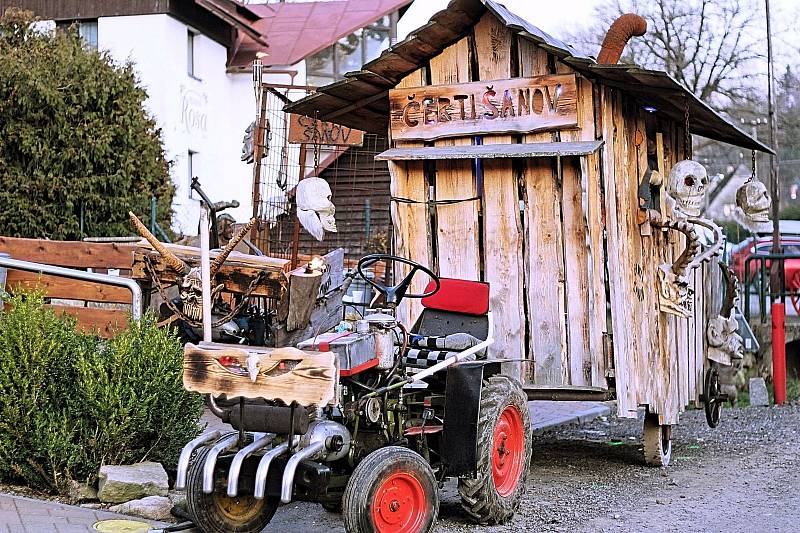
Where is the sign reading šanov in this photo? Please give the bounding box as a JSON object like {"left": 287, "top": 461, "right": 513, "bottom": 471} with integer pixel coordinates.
{"left": 389, "top": 74, "right": 578, "bottom": 141}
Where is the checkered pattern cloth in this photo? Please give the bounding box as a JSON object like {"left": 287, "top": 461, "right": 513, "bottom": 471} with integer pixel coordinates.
{"left": 402, "top": 332, "right": 486, "bottom": 368}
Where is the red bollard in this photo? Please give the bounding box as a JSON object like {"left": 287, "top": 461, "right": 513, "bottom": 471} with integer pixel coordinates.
{"left": 772, "top": 302, "right": 786, "bottom": 405}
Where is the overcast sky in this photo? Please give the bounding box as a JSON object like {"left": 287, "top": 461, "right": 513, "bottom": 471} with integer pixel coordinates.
{"left": 398, "top": 0, "right": 800, "bottom": 70}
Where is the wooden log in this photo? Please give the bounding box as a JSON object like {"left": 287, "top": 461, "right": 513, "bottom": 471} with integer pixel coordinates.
{"left": 275, "top": 291, "right": 343, "bottom": 349}
{"left": 286, "top": 270, "right": 322, "bottom": 331}
{"left": 0, "top": 237, "right": 135, "bottom": 269}
{"left": 131, "top": 251, "right": 285, "bottom": 299}
{"left": 45, "top": 305, "right": 127, "bottom": 338}
{"left": 5, "top": 270, "right": 133, "bottom": 303}
{"left": 183, "top": 343, "right": 337, "bottom": 406}
{"left": 429, "top": 37, "right": 480, "bottom": 281}
{"left": 473, "top": 12, "right": 525, "bottom": 375}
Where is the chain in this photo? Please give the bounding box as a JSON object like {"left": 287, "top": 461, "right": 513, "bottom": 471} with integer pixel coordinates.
{"left": 684, "top": 97, "right": 692, "bottom": 160}
{"left": 749, "top": 150, "right": 757, "bottom": 183}
{"left": 143, "top": 254, "right": 270, "bottom": 328}
{"left": 313, "top": 110, "right": 321, "bottom": 173}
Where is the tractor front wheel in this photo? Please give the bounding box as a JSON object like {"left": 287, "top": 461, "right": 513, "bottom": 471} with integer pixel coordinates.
{"left": 185, "top": 445, "right": 279, "bottom": 533}
{"left": 342, "top": 446, "right": 438, "bottom": 533}
{"left": 458, "top": 375, "right": 532, "bottom": 525}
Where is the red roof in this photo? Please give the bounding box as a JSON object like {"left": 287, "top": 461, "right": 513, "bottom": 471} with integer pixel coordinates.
{"left": 230, "top": 0, "right": 412, "bottom": 68}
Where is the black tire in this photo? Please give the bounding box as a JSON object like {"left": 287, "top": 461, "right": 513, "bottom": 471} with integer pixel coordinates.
{"left": 185, "top": 444, "right": 279, "bottom": 533}
{"left": 458, "top": 375, "right": 532, "bottom": 525}
{"left": 342, "top": 446, "right": 438, "bottom": 533}
{"left": 321, "top": 500, "right": 343, "bottom": 513}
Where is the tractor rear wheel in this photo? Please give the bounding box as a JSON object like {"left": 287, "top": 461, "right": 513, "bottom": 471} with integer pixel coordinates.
{"left": 458, "top": 375, "right": 532, "bottom": 525}
{"left": 185, "top": 445, "right": 279, "bottom": 533}
{"left": 342, "top": 446, "right": 438, "bottom": 533}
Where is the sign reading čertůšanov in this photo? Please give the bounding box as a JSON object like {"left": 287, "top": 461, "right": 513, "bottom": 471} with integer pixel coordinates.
{"left": 389, "top": 74, "right": 578, "bottom": 141}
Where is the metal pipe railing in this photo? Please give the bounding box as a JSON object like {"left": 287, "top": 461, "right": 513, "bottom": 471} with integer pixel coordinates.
{"left": 743, "top": 253, "right": 798, "bottom": 323}
{"left": 0, "top": 256, "right": 142, "bottom": 320}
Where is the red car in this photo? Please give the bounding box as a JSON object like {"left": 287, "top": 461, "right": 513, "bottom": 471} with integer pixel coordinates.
{"left": 729, "top": 221, "right": 800, "bottom": 282}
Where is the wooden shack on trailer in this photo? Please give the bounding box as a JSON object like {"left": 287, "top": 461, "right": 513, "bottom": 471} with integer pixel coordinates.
{"left": 287, "top": 0, "right": 772, "bottom": 437}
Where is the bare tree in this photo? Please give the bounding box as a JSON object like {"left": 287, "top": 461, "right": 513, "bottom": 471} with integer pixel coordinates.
{"left": 570, "top": 0, "right": 763, "bottom": 111}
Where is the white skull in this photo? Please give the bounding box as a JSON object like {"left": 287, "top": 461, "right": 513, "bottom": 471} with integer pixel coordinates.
{"left": 735, "top": 180, "right": 771, "bottom": 223}
{"left": 657, "top": 264, "right": 693, "bottom": 318}
{"left": 707, "top": 315, "right": 744, "bottom": 365}
{"left": 666, "top": 160, "right": 708, "bottom": 217}
{"left": 179, "top": 268, "right": 204, "bottom": 322}
{"left": 296, "top": 177, "right": 337, "bottom": 241}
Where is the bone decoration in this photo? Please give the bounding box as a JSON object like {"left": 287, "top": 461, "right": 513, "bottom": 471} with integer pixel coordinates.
{"left": 734, "top": 179, "right": 771, "bottom": 232}
{"left": 665, "top": 160, "right": 709, "bottom": 218}
{"left": 296, "top": 177, "right": 337, "bottom": 241}
{"left": 707, "top": 262, "right": 744, "bottom": 366}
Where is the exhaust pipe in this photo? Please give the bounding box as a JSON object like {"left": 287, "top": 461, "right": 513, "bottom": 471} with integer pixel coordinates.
{"left": 175, "top": 431, "right": 221, "bottom": 490}
{"left": 254, "top": 438, "right": 297, "bottom": 499}
{"left": 227, "top": 433, "right": 275, "bottom": 497}
{"left": 202, "top": 433, "right": 239, "bottom": 494}
{"left": 597, "top": 13, "right": 647, "bottom": 65}
{"left": 280, "top": 441, "right": 325, "bottom": 503}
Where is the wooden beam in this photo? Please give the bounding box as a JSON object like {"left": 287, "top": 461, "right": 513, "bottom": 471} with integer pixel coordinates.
{"left": 0, "top": 237, "right": 135, "bottom": 269}
{"left": 45, "top": 305, "right": 128, "bottom": 338}
{"left": 375, "top": 141, "right": 603, "bottom": 160}
{"left": 5, "top": 271, "right": 132, "bottom": 303}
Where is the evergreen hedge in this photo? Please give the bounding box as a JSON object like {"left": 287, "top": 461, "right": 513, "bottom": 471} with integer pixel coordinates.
{"left": 0, "top": 291, "right": 203, "bottom": 493}
{"left": 0, "top": 8, "right": 173, "bottom": 239}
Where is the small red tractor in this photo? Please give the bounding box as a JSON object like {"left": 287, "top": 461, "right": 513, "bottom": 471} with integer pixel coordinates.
{"left": 175, "top": 254, "right": 532, "bottom": 533}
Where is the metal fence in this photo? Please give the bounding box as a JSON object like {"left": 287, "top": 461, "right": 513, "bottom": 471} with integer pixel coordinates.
{"left": 743, "top": 253, "right": 800, "bottom": 323}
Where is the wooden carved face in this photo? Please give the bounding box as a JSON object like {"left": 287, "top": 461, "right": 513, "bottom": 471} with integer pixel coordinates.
{"left": 666, "top": 160, "right": 708, "bottom": 217}
{"left": 657, "top": 264, "right": 693, "bottom": 318}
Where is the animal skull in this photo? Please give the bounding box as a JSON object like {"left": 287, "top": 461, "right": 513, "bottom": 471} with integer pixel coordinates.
{"left": 179, "top": 268, "right": 203, "bottom": 322}
{"left": 707, "top": 315, "right": 744, "bottom": 366}
{"left": 666, "top": 160, "right": 708, "bottom": 217}
{"left": 735, "top": 180, "right": 771, "bottom": 224}
{"left": 296, "top": 177, "right": 337, "bottom": 241}
{"left": 657, "top": 264, "right": 693, "bottom": 318}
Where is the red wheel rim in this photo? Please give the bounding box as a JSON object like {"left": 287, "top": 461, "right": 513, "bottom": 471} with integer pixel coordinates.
{"left": 492, "top": 404, "right": 525, "bottom": 497}
{"left": 371, "top": 472, "right": 427, "bottom": 533}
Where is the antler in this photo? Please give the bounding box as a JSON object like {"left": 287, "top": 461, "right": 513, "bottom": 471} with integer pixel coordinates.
{"left": 129, "top": 211, "right": 190, "bottom": 274}
{"left": 210, "top": 218, "right": 256, "bottom": 277}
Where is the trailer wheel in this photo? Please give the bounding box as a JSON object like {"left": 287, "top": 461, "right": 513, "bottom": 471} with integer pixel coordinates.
{"left": 342, "top": 446, "right": 438, "bottom": 533}
{"left": 643, "top": 411, "right": 672, "bottom": 467}
{"left": 458, "top": 375, "right": 532, "bottom": 525}
{"left": 185, "top": 445, "right": 279, "bottom": 533}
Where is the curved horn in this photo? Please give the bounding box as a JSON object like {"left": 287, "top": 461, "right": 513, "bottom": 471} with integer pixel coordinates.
{"left": 718, "top": 261, "right": 738, "bottom": 319}
{"left": 647, "top": 211, "right": 700, "bottom": 277}
{"left": 129, "top": 211, "right": 189, "bottom": 274}
{"left": 686, "top": 217, "right": 724, "bottom": 269}
{"left": 210, "top": 218, "right": 256, "bottom": 277}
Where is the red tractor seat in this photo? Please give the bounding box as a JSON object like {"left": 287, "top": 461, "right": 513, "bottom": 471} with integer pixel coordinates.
{"left": 404, "top": 278, "right": 490, "bottom": 368}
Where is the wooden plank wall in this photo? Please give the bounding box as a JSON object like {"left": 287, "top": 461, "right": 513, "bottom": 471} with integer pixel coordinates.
{"left": 473, "top": 13, "right": 525, "bottom": 365}
{"left": 518, "top": 39, "right": 569, "bottom": 385}
{"left": 430, "top": 38, "right": 481, "bottom": 281}
{"left": 389, "top": 68, "right": 431, "bottom": 328}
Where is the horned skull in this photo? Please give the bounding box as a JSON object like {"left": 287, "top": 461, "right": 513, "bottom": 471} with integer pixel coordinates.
{"left": 130, "top": 212, "right": 255, "bottom": 323}
{"left": 296, "top": 177, "right": 337, "bottom": 241}
{"left": 666, "top": 160, "right": 709, "bottom": 218}
{"left": 657, "top": 263, "right": 693, "bottom": 318}
{"left": 735, "top": 179, "right": 771, "bottom": 224}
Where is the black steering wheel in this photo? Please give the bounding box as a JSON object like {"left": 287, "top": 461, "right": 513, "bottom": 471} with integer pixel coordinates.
{"left": 357, "top": 254, "right": 440, "bottom": 307}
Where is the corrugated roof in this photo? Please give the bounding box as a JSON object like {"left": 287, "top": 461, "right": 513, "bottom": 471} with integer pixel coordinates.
{"left": 285, "top": 0, "right": 773, "bottom": 154}
{"left": 230, "top": 0, "right": 413, "bottom": 68}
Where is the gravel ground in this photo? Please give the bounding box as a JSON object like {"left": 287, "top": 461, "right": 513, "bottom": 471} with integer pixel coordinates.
{"left": 269, "top": 403, "right": 800, "bottom": 532}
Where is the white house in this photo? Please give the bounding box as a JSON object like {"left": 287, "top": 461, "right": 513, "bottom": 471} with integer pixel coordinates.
{"left": 5, "top": 0, "right": 411, "bottom": 236}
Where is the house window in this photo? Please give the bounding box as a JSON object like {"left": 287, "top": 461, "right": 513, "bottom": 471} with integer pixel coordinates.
{"left": 188, "top": 150, "right": 198, "bottom": 199}
{"left": 306, "top": 13, "right": 396, "bottom": 88}
{"left": 56, "top": 19, "right": 98, "bottom": 49}
{"left": 187, "top": 30, "right": 197, "bottom": 78}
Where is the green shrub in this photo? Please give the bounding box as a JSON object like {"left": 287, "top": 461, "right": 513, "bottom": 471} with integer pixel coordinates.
{"left": 0, "top": 8, "right": 174, "bottom": 239}
{"left": 0, "top": 291, "right": 203, "bottom": 493}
